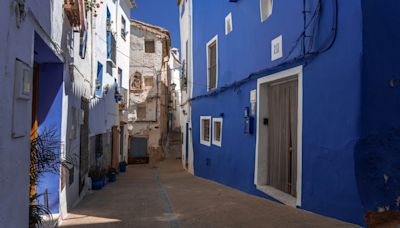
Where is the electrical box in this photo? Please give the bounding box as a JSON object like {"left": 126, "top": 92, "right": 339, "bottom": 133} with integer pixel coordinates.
{"left": 244, "top": 107, "right": 254, "bottom": 135}
{"left": 271, "top": 35, "right": 283, "bottom": 61}
{"left": 12, "top": 59, "right": 32, "bottom": 138}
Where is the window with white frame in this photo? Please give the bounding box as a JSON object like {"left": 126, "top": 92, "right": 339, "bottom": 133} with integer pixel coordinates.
{"left": 200, "top": 116, "right": 211, "bottom": 146}
{"left": 121, "top": 16, "right": 127, "bottom": 40}
{"left": 225, "top": 13, "right": 233, "bottom": 35}
{"left": 260, "top": 0, "right": 273, "bottom": 22}
{"left": 206, "top": 36, "right": 218, "bottom": 91}
{"left": 212, "top": 118, "right": 223, "bottom": 147}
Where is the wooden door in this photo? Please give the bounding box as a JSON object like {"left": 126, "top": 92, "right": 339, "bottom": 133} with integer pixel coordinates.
{"left": 267, "top": 78, "right": 298, "bottom": 197}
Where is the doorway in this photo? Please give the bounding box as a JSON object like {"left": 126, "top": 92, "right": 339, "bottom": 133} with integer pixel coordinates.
{"left": 129, "top": 137, "right": 149, "bottom": 164}
{"left": 255, "top": 66, "right": 303, "bottom": 207}
{"left": 79, "top": 98, "right": 89, "bottom": 195}
{"left": 266, "top": 77, "right": 298, "bottom": 197}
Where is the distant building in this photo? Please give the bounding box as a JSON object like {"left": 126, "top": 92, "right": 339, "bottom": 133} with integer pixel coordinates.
{"left": 178, "top": 0, "right": 400, "bottom": 226}
{"left": 128, "top": 20, "right": 171, "bottom": 164}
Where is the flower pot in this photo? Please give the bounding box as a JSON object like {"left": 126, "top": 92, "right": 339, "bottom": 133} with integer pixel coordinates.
{"left": 92, "top": 179, "right": 103, "bottom": 190}
{"left": 119, "top": 163, "right": 127, "bottom": 172}
{"left": 108, "top": 172, "right": 117, "bottom": 182}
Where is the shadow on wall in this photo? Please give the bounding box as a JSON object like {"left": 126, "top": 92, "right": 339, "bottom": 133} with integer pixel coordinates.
{"left": 354, "top": 128, "right": 400, "bottom": 215}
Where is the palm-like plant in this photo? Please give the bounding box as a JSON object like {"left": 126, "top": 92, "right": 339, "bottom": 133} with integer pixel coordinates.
{"left": 29, "top": 127, "right": 74, "bottom": 227}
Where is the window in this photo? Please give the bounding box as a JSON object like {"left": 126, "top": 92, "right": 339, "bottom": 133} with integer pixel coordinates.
{"left": 118, "top": 68, "right": 123, "bottom": 89}
{"left": 121, "top": 16, "right": 127, "bottom": 40}
{"left": 212, "top": 118, "right": 223, "bottom": 147}
{"left": 96, "top": 62, "right": 103, "bottom": 97}
{"left": 260, "top": 0, "right": 273, "bottom": 22}
{"left": 144, "top": 77, "right": 154, "bottom": 87}
{"left": 225, "top": 13, "right": 233, "bottom": 35}
{"left": 200, "top": 116, "right": 211, "bottom": 146}
{"left": 180, "top": 0, "right": 185, "bottom": 18}
{"left": 137, "top": 104, "right": 146, "bottom": 120}
{"left": 145, "top": 40, "right": 155, "bottom": 53}
{"left": 206, "top": 36, "right": 218, "bottom": 91}
{"left": 106, "top": 61, "right": 113, "bottom": 76}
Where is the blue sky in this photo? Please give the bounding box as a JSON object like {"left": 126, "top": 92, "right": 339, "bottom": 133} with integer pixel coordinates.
{"left": 131, "top": 0, "right": 181, "bottom": 49}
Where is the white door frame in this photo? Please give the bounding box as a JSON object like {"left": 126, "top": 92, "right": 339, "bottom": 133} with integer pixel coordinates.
{"left": 254, "top": 65, "right": 303, "bottom": 207}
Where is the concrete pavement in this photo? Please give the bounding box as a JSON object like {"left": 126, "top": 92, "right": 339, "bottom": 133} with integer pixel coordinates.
{"left": 59, "top": 159, "right": 356, "bottom": 228}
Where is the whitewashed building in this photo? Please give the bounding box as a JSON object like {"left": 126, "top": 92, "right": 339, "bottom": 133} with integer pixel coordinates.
{"left": 0, "top": 0, "right": 134, "bottom": 226}
{"left": 178, "top": 0, "right": 194, "bottom": 173}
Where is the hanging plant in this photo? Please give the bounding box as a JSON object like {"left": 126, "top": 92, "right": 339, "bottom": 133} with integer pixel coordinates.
{"left": 84, "top": 0, "right": 103, "bottom": 17}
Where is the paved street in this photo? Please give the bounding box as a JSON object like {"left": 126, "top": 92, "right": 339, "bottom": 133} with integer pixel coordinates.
{"left": 59, "top": 159, "right": 355, "bottom": 228}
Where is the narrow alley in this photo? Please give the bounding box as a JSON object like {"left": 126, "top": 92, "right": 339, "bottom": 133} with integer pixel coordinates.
{"left": 59, "top": 159, "right": 354, "bottom": 228}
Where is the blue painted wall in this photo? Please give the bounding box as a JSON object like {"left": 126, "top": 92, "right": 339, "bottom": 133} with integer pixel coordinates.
{"left": 189, "top": 0, "right": 379, "bottom": 225}
{"left": 36, "top": 63, "right": 64, "bottom": 214}
{"left": 354, "top": 0, "right": 400, "bottom": 215}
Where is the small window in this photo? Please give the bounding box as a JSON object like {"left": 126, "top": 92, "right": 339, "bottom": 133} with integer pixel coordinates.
{"left": 181, "top": 0, "right": 185, "bottom": 18}
{"left": 225, "top": 13, "right": 233, "bottom": 35}
{"left": 260, "top": 0, "right": 273, "bottom": 22}
{"left": 144, "top": 77, "right": 154, "bottom": 87}
{"left": 137, "top": 104, "right": 147, "bottom": 120}
{"left": 212, "top": 118, "right": 223, "bottom": 147}
{"left": 145, "top": 40, "right": 155, "bottom": 53}
{"left": 121, "top": 16, "right": 127, "bottom": 40}
{"left": 200, "top": 116, "right": 211, "bottom": 146}
{"left": 118, "top": 68, "right": 123, "bottom": 88}
{"left": 207, "top": 36, "right": 218, "bottom": 91}
{"left": 96, "top": 62, "right": 103, "bottom": 97}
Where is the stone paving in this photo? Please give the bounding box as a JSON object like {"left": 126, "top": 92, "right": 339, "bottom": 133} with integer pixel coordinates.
{"left": 59, "top": 159, "right": 356, "bottom": 228}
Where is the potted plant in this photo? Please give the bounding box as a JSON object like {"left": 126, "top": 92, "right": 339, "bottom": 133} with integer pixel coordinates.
{"left": 108, "top": 167, "right": 117, "bottom": 182}
{"left": 89, "top": 166, "right": 106, "bottom": 190}
{"left": 29, "top": 127, "right": 73, "bottom": 227}
{"left": 119, "top": 161, "right": 127, "bottom": 172}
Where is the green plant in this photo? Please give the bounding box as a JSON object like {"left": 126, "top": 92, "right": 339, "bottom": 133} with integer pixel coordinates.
{"left": 29, "top": 127, "right": 74, "bottom": 227}
{"left": 89, "top": 166, "right": 106, "bottom": 180}
{"left": 84, "top": 0, "right": 103, "bottom": 17}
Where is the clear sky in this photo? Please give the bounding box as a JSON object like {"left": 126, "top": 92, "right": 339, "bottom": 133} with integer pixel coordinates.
{"left": 131, "top": 0, "right": 181, "bottom": 49}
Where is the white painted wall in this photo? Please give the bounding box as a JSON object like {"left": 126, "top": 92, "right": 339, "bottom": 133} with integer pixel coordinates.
{"left": 0, "top": 0, "right": 67, "bottom": 226}
{"left": 168, "top": 48, "right": 182, "bottom": 130}
{"left": 0, "top": 0, "right": 133, "bottom": 226}
{"left": 179, "top": 0, "right": 194, "bottom": 174}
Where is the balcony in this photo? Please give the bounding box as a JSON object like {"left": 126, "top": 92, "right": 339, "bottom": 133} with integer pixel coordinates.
{"left": 64, "top": 0, "right": 82, "bottom": 28}
{"left": 107, "top": 32, "right": 117, "bottom": 67}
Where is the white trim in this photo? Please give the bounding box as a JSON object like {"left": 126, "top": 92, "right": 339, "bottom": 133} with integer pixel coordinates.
{"left": 225, "top": 12, "right": 233, "bottom": 35}
{"left": 212, "top": 118, "right": 223, "bottom": 147}
{"left": 206, "top": 35, "right": 218, "bottom": 92}
{"left": 254, "top": 65, "right": 303, "bottom": 207}
{"left": 200, "top": 116, "right": 211, "bottom": 146}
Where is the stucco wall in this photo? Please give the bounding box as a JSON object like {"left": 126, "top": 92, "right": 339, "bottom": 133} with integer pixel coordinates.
{"left": 190, "top": 0, "right": 365, "bottom": 225}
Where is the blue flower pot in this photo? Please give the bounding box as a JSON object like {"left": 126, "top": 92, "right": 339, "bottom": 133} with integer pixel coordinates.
{"left": 108, "top": 172, "right": 117, "bottom": 182}
{"left": 119, "top": 163, "right": 127, "bottom": 172}
{"left": 92, "top": 179, "right": 103, "bottom": 190}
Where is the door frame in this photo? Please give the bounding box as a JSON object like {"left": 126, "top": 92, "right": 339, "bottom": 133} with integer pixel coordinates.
{"left": 254, "top": 65, "right": 303, "bottom": 207}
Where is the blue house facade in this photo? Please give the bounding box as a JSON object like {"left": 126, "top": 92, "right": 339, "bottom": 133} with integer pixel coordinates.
{"left": 183, "top": 0, "right": 400, "bottom": 225}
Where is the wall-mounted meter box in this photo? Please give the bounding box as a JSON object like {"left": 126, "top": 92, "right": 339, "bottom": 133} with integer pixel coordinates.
{"left": 244, "top": 107, "right": 254, "bottom": 134}
{"left": 12, "top": 59, "right": 32, "bottom": 138}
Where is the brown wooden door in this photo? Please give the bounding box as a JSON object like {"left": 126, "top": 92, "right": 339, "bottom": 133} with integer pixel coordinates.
{"left": 267, "top": 78, "right": 298, "bottom": 197}
{"left": 111, "top": 126, "right": 120, "bottom": 169}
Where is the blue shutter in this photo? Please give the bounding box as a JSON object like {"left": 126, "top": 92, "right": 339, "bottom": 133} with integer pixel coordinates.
{"left": 96, "top": 62, "right": 103, "bottom": 97}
